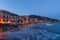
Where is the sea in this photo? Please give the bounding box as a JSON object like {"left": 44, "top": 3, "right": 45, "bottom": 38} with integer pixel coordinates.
{"left": 0, "top": 22, "right": 60, "bottom": 40}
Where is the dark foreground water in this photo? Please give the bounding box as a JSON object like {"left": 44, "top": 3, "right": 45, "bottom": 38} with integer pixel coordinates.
{"left": 0, "top": 22, "right": 60, "bottom": 40}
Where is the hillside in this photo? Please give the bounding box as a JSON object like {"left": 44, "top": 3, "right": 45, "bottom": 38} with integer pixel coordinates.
{"left": 28, "top": 15, "right": 60, "bottom": 22}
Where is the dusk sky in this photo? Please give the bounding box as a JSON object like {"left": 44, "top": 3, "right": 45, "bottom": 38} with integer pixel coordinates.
{"left": 0, "top": 0, "right": 60, "bottom": 19}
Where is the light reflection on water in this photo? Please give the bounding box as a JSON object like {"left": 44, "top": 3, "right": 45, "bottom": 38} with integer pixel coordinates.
{"left": 0, "top": 33, "right": 4, "bottom": 39}
{"left": 0, "top": 23, "right": 60, "bottom": 40}
{"left": 0, "top": 24, "right": 28, "bottom": 39}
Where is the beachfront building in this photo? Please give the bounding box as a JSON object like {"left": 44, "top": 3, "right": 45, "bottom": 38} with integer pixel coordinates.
{"left": 0, "top": 9, "right": 38, "bottom": 25}
{"left": 0, "top": 9, "right": 20, "bottom": 25}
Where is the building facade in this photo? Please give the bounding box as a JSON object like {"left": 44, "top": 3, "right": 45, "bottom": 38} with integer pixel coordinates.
{"left": 0, "top": 10, "right": 38, "bottom": 25}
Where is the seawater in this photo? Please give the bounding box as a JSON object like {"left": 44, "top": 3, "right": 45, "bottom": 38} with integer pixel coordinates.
{"left": 40, "top": 22, "right": 60, "bottom": 34}
{"left": 0, "top": 22, "right": 60, "bottom": 40}
{"left": 37, "top": 22, "right": 60, "bottom": 40}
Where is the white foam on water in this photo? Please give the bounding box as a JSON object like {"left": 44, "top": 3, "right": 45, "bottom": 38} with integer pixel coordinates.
{"left": 45, "top": 23, "right": 53, "bottom": 26}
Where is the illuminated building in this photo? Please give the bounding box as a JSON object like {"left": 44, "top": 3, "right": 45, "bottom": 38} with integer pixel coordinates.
{"left": 0, "top": 9, "right": 19, "bottom": 25}
{"left": 0, "top": 10, "right": 37, "bottom": 25}
{"left": 0, "top": 9, "right": 58, "bottom": 25}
